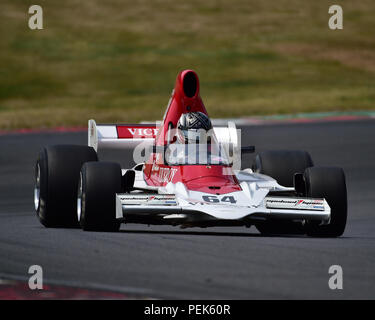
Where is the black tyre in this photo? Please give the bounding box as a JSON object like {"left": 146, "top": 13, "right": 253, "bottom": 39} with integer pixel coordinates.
{"left": 78, "top": 162, "right": 121, "bottom": 232}
{"left": 34, "top": 145, "right": 98, "bottom": 228}
{"left": 304, "top": 167, "right": 347, "bottom": 237}
{"left": 253, "top": 150, "right": 313, "bottom": 235}
{"left": 253, "top": 150, "right": 313, "bottom": 187}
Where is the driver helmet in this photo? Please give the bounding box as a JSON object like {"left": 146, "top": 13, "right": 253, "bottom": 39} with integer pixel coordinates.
{"left": 176, "top": 111, "right": 213, "bottom": 144}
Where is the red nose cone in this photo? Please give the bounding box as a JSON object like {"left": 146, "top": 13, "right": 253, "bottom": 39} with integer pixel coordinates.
{"left": 180, "top": 165, "right": 241, "bottom": 194}
{"left": 185, "top": 175, "right": 241, "bottom": 194}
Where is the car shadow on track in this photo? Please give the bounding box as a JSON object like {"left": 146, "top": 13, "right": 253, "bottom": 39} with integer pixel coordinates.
{"left": 119, "top": 229, "right": 309, "bottom": 238}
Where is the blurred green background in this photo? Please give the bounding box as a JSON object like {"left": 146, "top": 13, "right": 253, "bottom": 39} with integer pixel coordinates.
{"left": 0, "top": 0, "right": 374, "bottom": 130}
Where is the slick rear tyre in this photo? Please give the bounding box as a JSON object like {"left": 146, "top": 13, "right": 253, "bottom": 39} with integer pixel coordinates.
{"left": 78, "top": 162, "right": 121, "bottom": 232}
{"left": 253, "top": 150, "right": 313, "bottom": 236}
{"left": 253, "top": 150, "right": 313, "bottom": 187}
{"left": 35, "top": 145, "right": 98, "bottom": 228}
{"left": 304, "top": 167, "right": 347, "bottom": 237}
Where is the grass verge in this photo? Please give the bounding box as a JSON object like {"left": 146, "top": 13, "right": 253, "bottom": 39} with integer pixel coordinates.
{"left": 0, "top": 0, "right": 374, "bottom": 129}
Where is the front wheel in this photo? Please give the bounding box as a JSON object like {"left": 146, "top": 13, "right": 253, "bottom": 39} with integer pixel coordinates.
{"left": 78, "top": 162, "right": 122, "bottom": 232}
{"left": 304, "top": 167, "right": 347, "bottom": 237}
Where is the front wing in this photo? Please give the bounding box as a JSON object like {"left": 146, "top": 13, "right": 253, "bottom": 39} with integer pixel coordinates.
{"left": 115, "top": 194, "right": 331, "bottom": 227}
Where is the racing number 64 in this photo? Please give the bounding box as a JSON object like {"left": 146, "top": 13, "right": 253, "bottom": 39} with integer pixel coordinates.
{"left": 202, "top": 195, "right": 236, "bottom": 204}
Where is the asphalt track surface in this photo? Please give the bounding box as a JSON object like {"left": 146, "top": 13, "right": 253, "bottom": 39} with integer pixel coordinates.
{"left": 0, "top": 119, "right": 374, "bottom": 299}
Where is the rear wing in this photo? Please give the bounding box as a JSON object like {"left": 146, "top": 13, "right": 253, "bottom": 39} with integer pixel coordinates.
{"left": 88, "top": 120, "right": 157, "bottom": 151}
{"left": 88, "top": 119, "right": 239, "bottom": 153}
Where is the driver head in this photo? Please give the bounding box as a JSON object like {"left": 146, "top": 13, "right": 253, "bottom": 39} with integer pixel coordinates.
{"left": 177, "top": 112, "right": 213, "bottom": 144}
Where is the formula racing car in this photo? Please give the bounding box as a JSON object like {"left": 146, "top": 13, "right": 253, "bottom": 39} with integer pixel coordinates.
{"left": 34, "top": 69, "right": 347, "bottom": 237}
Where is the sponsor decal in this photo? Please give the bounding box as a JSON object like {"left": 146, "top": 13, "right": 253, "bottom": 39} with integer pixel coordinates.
{"left": 119, "top": 195, "right": 177, "bottom": 206}
{"left": 313, "top": 205, "right": 325, "bottom": 209}
{"left": 265, "top": 197, "right": 325, "bottom": 211}
{"left": 151, "top": 165, "right": 178, "bottom": 183}
{"left": 117, "top": 126, "right": 158, "bottom": 139}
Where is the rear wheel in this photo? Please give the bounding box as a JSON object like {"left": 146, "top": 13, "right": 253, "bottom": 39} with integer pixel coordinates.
{"left": 304, "top": 167, "right": 347, "bottom": 237}
{"left": 253, "top": 150, "right": 313, "bottom": 235}
{"left": 35, "top": 145, "right": 98, "bottom": 227}
{"left": 78, "top": 162, "right": 122, "bottom": 232}
{"left": 253, "top": 150, "right": 313, "bottom": 187}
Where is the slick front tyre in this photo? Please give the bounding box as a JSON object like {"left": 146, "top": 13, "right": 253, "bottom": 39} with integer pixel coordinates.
{"left": 78, "top": 162, "right": 121, "bottom": 232}
{"left": 35, "top": 145, "right": 98, "bottom": 228}
{"left": 304, "top": 167, "right": 347, "bottom": 237}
